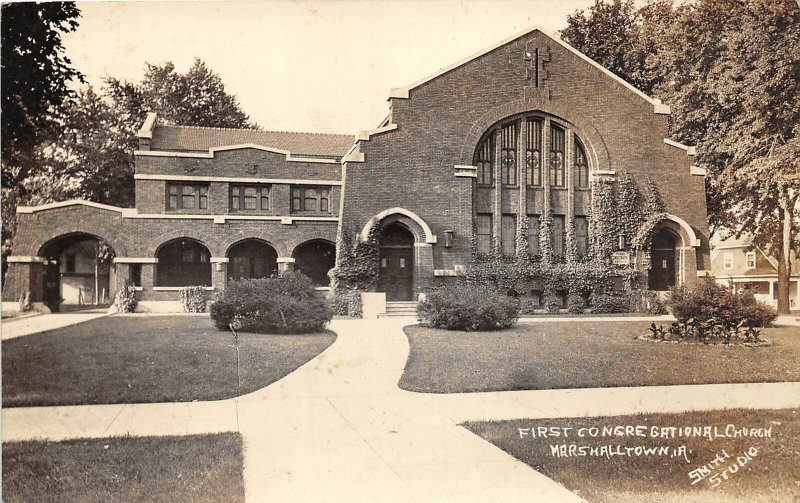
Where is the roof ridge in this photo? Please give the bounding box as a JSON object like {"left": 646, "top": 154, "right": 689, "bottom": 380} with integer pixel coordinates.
{"left": 157, "top": 123, "right": 353, "bottom": 138}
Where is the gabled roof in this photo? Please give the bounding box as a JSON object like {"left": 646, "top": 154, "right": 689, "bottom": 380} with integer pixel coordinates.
{"left": 148, "top": 124, "right": 355, "bottom": 158}
{"left": 389, "top": 25, "right": 670, "bottom": 115}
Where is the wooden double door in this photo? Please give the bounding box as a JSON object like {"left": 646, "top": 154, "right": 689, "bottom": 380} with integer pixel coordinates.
{"left": 649, "top": 249, "right": 676, "bottom": 291}
{"left": 377, "top": 247, "right": 414, "bottom": 301}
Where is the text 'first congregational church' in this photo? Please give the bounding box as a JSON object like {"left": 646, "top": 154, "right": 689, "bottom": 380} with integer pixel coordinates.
{"left": 3, "top": 26, "right": 710, "bottom": 314}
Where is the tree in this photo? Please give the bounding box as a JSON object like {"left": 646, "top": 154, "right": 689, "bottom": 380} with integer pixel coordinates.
{"left": 561, "top": 0, "right": 654, "bottom": 93}
{"left": 2, "top": 59, "right": 255, "bottom": 262}
{"left": 105, "top": 59, "right": 253, "bottom": 130}
{"left": 561, "top": 0, "right": 800, "bottom": 313}
{"left": 1, "top": 2, "right": 83, "bottom": 189}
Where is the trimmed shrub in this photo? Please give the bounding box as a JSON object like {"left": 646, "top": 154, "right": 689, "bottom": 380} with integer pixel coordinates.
{"left": 543, "top": 290, "right": 562, "bottom": 314}
{"left": 418, "top": 283, "right": 519, "bottom": 331}
{"left": 667, "top": 278, "right": 776, "bottom": 327}
{"left": 180, "top": 286, "right": 207, "bottom": 313}
{"left": 630, "top": 290, "right": 668, "bottom": 315}
{"left": 567, "top": 292, "right": 585, "bottom": 314}
{"left": 210, "top": 272, "right": 333, "bottom": 334}
{"left": 113, "top": 282, "right": 138, "bottom": 313}
{"left": 590, "top": 293, "right": 630, "bottom": 314}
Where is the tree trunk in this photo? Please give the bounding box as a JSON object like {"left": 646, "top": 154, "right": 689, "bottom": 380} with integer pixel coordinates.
{"left": 776, "top": 200, "right": 793, "bottom": 314}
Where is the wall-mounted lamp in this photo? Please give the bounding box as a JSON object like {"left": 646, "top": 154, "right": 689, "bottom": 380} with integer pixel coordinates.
{"left": 215, "top": 263, "right": 223, "bottom": 272}
{"left": 443, "top": 230, "right": 454, "bottom": 248}
{"left": 618, "top": 235, "right": 626, "bottom": 251}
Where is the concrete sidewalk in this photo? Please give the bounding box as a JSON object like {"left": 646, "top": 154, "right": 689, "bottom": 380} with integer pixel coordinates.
{"left": 1, "top": 309, "right": 108, "bottom": 340}
{"left": 4, "top": 316, "right": 800, "bottom": 502}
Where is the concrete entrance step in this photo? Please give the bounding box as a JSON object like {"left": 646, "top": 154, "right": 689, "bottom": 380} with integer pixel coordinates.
{"left": 381, "top": 301, "right": 418, "bottom": 317}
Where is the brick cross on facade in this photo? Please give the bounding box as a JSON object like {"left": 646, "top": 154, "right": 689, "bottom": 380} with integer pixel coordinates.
{"left": 524, "top": 44, "right": 550, "bottom": 88}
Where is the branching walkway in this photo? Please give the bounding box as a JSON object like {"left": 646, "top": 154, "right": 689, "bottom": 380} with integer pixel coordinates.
{"left": 4, "top": 316, "right": 800, "bottom": 502}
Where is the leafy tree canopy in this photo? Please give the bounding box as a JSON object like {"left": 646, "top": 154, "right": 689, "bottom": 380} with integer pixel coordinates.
{"left": 1, "top": 1, "right": 84, "bottom": 188}
{"left": 561, "top": 0, "right": 800, "bottom": 312}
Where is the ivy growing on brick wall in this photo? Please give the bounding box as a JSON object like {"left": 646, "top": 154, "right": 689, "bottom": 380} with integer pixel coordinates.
{"left": 466, "top": 174, "right": 669, "bottom": 314}
{"left": 330, "top": 226, "right": 381, "bottom": 316}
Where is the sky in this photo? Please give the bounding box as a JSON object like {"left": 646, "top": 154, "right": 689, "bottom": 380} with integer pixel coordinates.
{"left": 62, "top": 0, "right": 599, "bottom": 135}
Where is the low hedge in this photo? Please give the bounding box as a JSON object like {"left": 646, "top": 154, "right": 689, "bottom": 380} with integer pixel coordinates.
{"left": 210, "top": 272, "right": 333, "bottom": 334}
{"left": 418, "top": 283, "right": 519, "bottom": 331}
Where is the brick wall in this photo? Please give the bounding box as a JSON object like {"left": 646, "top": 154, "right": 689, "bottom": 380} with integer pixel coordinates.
{"left": 341, "top": 29, "right": 710, "bottom": 284}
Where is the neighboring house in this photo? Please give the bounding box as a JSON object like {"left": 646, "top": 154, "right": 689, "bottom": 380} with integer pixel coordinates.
{"left": 711, "top": 235, "right": 800, "bottom": 310}
{"left": 2, "top": 26, "right": 710, "bottom": 313}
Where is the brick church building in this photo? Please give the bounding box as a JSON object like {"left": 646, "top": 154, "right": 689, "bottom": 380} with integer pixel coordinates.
{"left": 2, "top": 26, "right": 710, "bottom": 313}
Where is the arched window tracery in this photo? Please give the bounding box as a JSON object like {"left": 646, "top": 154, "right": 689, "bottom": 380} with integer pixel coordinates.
{"left": 474, "top": 114, "right": 589, "bottom": 189}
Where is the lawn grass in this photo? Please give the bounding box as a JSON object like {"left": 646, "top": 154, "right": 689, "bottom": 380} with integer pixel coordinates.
{"left": 400, "top": 322, "right": 800, "bottom": 393}
{"left": 2, "top": 433, "right": 244, "bottom": 503}
{"left": 2, "top": 315, "right": 335, "bottom": 406}
{"left": 464, "top": 408, "right": 800, "bottom": 503}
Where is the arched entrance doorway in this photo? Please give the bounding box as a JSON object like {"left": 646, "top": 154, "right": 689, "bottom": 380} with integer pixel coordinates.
{"left": 39, "top": 233, "right": 116, "bottom": 312}
{"left": 377, "top": 223, "right": 415, "bottom": 301}
{"left": 649, "top": 227, "right": 678, "bottom": 291}
{"left": 156, "top": 238, "right": 212, "bottom": 286}
{"left": 293, "top": 240, "right": 336, "bottom": 286}
{"left": 226, "top": 239, "right": 278, "bottom": 281}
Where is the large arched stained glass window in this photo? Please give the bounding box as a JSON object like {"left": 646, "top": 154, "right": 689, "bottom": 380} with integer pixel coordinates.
{"left": 474, "top": 115, "right": 588, "bottom": 190}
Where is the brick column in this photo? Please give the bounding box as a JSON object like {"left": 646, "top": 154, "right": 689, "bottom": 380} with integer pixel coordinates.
{"left": 565, "top": 127, "right": 576, "bottom": 264}
{"left": 210, "top": 257, "right": 229, "bottom": 291}
{"left": 277, "top": 257, "right": 295, "bottom": 274}
{"left": 414, "top": 243, "right": 434, "bottom": 297}
{"left": 518, "top": 119, "right": 528, "bottom": 256}
{"left": 541, "top": 118, "right": 552, "bottom": 262}
{"left": 493, "top": 128, "right": 502, "bottom": 253}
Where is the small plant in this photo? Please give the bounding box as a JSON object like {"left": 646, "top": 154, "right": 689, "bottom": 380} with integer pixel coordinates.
{"left": 418, "top": 282, "right": 519, "bottom": 331}
{"left": 744, "top": 326, "right": 762, "bottom": 343}
{"left": 648, "top": 323, "right": 666, "bottom": 340}
{"left": 180, "top": 286, "right": 207, "bottom": 313}
{"left": 17, "top": 290, "right": 32, "bottom": 312}
{"left": 113, "top": 282, "right": 138, "bottom": 313}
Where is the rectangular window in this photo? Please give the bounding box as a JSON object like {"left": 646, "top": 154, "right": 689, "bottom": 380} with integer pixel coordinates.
{"left": 575, "top": 216, "right": 589, "bottom": 256}
{"left": 476, "top": 138, "right": 493, "bottom": 187}
{"left": 527, "top": 215, "right": 540, "bottom": 256}
{"left": 745, "top": 251, "right": 756, "bottom": 269}
{"left": 476, "top": 214, "right": 492, "bottom": 256}
{"left": 230, "top": 184, "right": 269, "bottom": 212}
{"left": 65, "top": 253, "right": 76, "bottom": 273}
{"left": 526, "top": 120, "right": 542, "bottom": 186}
{"left": 291, "top": 186, "right": 331, "bottom": 213}
{"left": 549, "top": 126, "right": 565, "bottom": 187}
{"left": 501, "top": 215, "right": 516, "bottom": 256}
{"left": 724, "top": 252, "right": 734, "bottom": 270}
{"left": 500, "top": 123, "right": 517, "bottom": 186}
{"left": 552, "top": 215, "right": 565, "bottom": 257}
{"left": 129, "top": 264, "right": 142, "bottom": 287}
{"left": 167, "top": 183, "right": 209, "bottom": 210}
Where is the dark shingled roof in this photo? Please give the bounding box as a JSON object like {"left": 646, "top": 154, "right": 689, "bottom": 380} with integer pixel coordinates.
{"left": 150, "top": 125, "right": 355, "bottom": 158}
